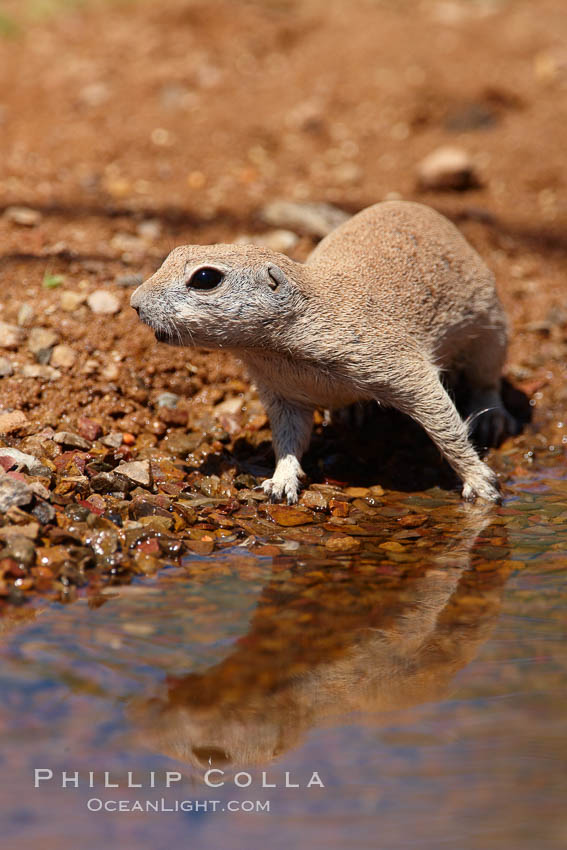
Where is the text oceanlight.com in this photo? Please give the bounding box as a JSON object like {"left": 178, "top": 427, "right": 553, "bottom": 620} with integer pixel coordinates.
{"left": 86, "top": 798, "right": 271, "bottom": 813}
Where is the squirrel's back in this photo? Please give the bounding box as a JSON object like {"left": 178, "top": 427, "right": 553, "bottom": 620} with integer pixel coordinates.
{"left": 306, "top": 201, "right": 502, "bottom": 345}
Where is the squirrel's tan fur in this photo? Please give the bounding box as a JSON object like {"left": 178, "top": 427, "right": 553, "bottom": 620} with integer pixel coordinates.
{"left": 131, "top": 201, "right": 516, "bottom": 503}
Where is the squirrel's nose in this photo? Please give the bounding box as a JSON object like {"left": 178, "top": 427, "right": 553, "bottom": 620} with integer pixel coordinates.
{"left": 130, "top": 286, "right": 143, "bottom": 312}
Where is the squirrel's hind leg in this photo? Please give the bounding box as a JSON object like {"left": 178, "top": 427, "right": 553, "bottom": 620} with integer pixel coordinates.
{"left": 382, "top": 361, "right": 502, "bottom": 503}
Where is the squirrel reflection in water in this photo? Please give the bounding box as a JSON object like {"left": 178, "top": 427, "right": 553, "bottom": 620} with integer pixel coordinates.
{"left": 129, "top": 507, "right": 510, "bottom": 770}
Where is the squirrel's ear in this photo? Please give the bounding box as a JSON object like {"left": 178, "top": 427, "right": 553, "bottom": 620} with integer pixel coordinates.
{"left": 265, "top": 263, "right": 290, "bottom": 291}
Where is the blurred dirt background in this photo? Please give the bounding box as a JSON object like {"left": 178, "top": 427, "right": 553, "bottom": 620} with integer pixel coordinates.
{"left": 0, "top": 0, "right": 565, "bottom": 603}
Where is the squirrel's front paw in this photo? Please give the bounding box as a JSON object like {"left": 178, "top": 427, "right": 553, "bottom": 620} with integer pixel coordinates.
{"left": 461, "top": 465, "right": 502, "bottom": 504}
{"left": 261, "top": 475, "right": 302, "bottom": 505}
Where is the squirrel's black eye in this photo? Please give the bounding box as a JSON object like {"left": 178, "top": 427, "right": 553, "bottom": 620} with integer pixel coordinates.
{"left": 187, "top": 267, "right": 224, "bottom": 290}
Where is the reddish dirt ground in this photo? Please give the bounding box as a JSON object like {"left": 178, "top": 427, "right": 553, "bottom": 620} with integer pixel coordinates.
{"left": 0, "top": 0, "right": 565, "bottom": 602}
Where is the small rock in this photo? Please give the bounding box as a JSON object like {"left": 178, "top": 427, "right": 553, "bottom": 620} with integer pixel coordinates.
{"left": 444, "top": 102, "right": 498, "bottom": 133}
{"left": 300, "top": 490, "right": 329, "bottom": 511}
{"left": 0, "top": 476, "right": 33, "bottom": 512}
{"left": 50, "top": 344, "right": 77, "bottom": 369}
{"left": 3, "top": 536, "right": 36, "bottom": 566}
{"left": 89, "top": 472, "right": 118, "bottom": 493}
{"left": 110, "top": 233, "right": 146, "bottom": 256}
{"left": 265, "top": 504, "right": 314, "bottom": 526}
{"left": 20, "top": 364, "right": 61, "bottom": 381}
{"left": 0, "top": 358, "right": 14, "bottom": 377}
{"left": 344, "top": 486, "right": 370, "bottom": 498}
{"left": 53, "top": 431, "right": 91, "bottom": 450}
{"left": 78, "top": 417, "right": 102, "bottom": 441}
{"left": 260, "top": 200, "right": 351, "bottom": 238}
{"left": 79, "top": 81, "right": 110, "bottom": 107}
{"left": 0, "top": 411, "right": 29, "bottom": 434}
{"left": 0, "top": 321, "right": 25, "bottom": 350}
{"left": 0, "top": 522, "right": 39, "bottom": 540}
{"left": 417, "top": 146, "right": 479, "bottom": 191}
{"left": 87, "top": 290, "right": 120, "bottom": 315}
{"left": 214, "top": 397, "right": 243, "bottom": 417}
{"left": 333, "top": 162, "right": 363, "bottom": 185}
{"left": 102, "top": 363, "right": 120, "bottom": 381}
{"left": 0, "top": 448, "right": 50, "bottom": 476}
{"left": 28, "top": 481, "right": 51, "bottom": 500}
{"left": 3, "top": 206, "right": 42, "bottom": 227}
{"left": 161, "top": 432, "right": 201, "bottom": 456}
{"left": 325, "top": 534, "right": 361, "bottom": 553}
{"left": 115, "top": 460, "right": 152, "bottom": 487}
{"left": 329, "top": 499, "right": 350, "bottom": 517}
{"left": 17, "top": 304, "right": 35, "bottom": 327}
{"left": 100, "top": 432, "right": 123, "bottom": 449}
{"left": 185, "top": 537, "right": 215, "bottom": 556}
{"left": 81, "top": 358, "right": 99, "bottom": 375}
{"left": 28, "top": 327, "right": 60, "bottom": 356}
{"left": 237, "top": 229, "right": 299, "bottom": 253}
{"left": 60, "top": 291, "right": 87, "bottom": 312}
{"left": 156, "top": 392, "right": 180, "bottom": 409}
{"left": 379, "top": 540, "right": 406, "bottom": 552}
{"left": 261, "top": 229, "right": 299, "bottom": 252}
{"left": 115, "top": 274, "right": 143, "bottom": 288}
{"left": 137, "top": 219, "right": 162, "bottom": 241}
{"left": 31, "top": 500, "right": 56, "bottom": 524}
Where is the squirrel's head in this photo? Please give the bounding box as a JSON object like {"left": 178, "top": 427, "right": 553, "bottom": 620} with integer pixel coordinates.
{"left": 130, "top": 244, "right": 305, "bottom": 351}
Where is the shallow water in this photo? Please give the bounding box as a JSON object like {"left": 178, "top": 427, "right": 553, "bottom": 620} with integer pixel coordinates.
{"left": 1, "top": 473, "right": 566, "bottom": 850}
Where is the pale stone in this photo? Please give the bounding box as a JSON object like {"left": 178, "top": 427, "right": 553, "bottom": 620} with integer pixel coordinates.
{"left": 0, "top": 411, "right": 29, "bottom": 434}
{"left": 0, "top": 322, "right": 25, "bottom": 350}
{"left": 50, "top": 344, "right": 77, "bottom": 369}
{"left": 3, "top": 206, "right": 42, "bottom": 227}
{"left": 115, "top": 460, "right": 151, "bottom": 487}
{"left": 417, "top": 146, "right": 478, "bottom": 191}
{"left": 60, "top": 291, "right": 87, "bottom": 312}
{"left": 87, "top": 289, "right": 120, "bottom": 315}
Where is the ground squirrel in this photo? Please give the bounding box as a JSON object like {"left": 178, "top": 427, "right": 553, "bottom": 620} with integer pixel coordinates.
{"left": 131, "top": 201, "right": 517, "bottom": 503}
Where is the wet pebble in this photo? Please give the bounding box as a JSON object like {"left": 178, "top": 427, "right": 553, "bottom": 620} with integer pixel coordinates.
{"left": 2, "top": 536, "right": 36, "bottom": 566}
{"left": 78, "top": 417, "right": 102, "bottom": 441}
{"left": 89, "top": 472, "right": 118, "bottom": 493}
{"left": 0, "top": 448, "right": 50, "bottom": 476}
{"left": 325, "top": 534, "right": 361, "bottom": 553}
{"left": 54, "top": 431, "right": 91, "bottom": 450}
{"left": 300, "top": 490, "right": 329, "bottom": 511}
{"left": 265, "top": 504, "right": 315, "bottom": 526}
{"left": 0, "top": 475, "right": 33, "bottom": 513}
{"left": 329, "top": 499, "right": 350, "bottom": 517}
{"left": 100, "top": 432, "right": 123, "bottom": 449}
{"left": 30, "top": 500, "right": 56, "bottom": 524}
{"left": 0, "top": 522, "right": 39, "bottom": 541}
{"left": 115, "top": 460, "right": 152, "bottom": 488}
